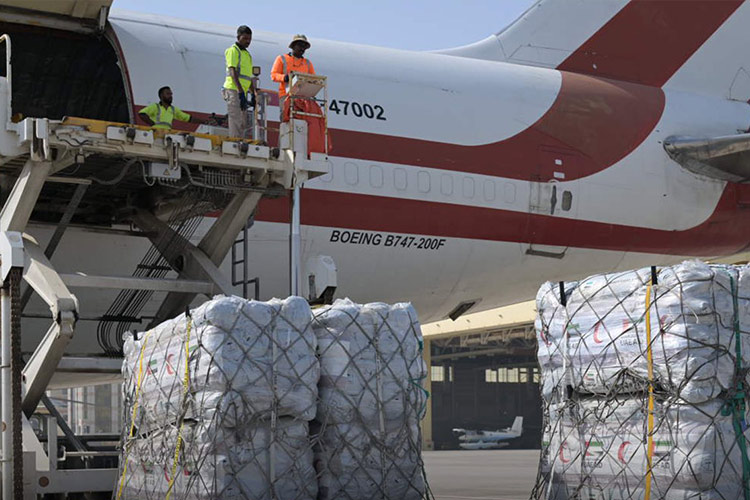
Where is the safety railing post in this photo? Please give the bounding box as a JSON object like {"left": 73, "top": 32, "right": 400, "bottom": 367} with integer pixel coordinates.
{"left": 0, "top": 34, "right": 13, "bottom": 127}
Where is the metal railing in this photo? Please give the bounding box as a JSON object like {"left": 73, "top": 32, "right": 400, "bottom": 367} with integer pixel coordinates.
{"left": 285, "top": 71, "right": 329, "bottom": 157}
{"left": 252, "top": 89, "right": 269, "bottom": 143}
{"left": 0, "top": 34, "right": 12, "bottom": 124}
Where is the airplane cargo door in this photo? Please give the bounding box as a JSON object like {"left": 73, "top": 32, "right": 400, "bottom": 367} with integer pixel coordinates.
{"left": 0, "top": 1, "right": 112, "bottom": 25}
{"left": 526, "top": 146, "right": 580, "bottom": 259}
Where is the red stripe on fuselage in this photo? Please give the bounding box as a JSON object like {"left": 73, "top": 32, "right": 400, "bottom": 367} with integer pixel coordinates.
{"left": 254, "top": 186, "right": 750, "bottom": 256}
{"left": 558, "top": 0, "right": 743, "bottom": 87}
{"left": 330, "top": 73, "right": 663, "bottom": 182}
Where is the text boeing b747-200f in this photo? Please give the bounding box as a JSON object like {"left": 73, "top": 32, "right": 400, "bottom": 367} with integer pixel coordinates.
{"left": 2, "top": 0, "right": 750, "bottom": 365}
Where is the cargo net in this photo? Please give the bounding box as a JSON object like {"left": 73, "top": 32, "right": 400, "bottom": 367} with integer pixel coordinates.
{"left": 530, "top": 260, "right": 750, "bottom": 500}
{"left": 115, "top": 296, "right": 431, "bottom": 500}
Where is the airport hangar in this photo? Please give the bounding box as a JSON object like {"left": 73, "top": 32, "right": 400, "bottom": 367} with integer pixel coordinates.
{"left": 420, "top": 301, "right": 542, "bottom": 451}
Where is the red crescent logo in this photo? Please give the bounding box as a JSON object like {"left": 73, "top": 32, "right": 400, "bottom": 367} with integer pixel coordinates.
{"left": 166, "top": 353, "right": 175, "bottom": 375}
{"left": 559, "top": 441, "right": 570, "bottom": 464}
{"left": 618, "top": 441, "right": 630, "bottom": 463}
{"left": 593, "top": 322, "right": 604, "bottom": 344}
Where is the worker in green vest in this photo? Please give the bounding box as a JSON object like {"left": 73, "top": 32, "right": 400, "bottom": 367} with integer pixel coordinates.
{"left": 222, "top": 25, "right": 256, "bottom": 138}
{"left": 139, "top": 86, "right": 203, "bottom": 129}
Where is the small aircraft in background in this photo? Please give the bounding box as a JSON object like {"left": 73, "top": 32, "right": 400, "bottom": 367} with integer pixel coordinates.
{"left": 452, "top": 416, "right": 524, "bottom": 450}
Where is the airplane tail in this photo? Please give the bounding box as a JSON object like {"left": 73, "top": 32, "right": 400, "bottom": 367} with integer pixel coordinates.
{"left": 511, "top": 416, "right": 523, "bottom": 436}
{"left": 441, "top": 0, "right": 750, "bottom": 98}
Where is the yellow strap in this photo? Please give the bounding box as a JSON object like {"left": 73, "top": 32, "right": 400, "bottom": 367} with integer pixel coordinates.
{"left": 644, "top": 282, "right": 655, "bottom": 500}
{"left": 165, "top": 314, "right": 192, "bottom": 500}
{"left": 116, "top": 330, "right": 153, "bottom": 500}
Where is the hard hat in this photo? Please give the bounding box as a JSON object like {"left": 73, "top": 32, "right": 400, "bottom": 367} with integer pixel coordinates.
{"left": 289, "top": 34, "right": 311, "bottom": 49}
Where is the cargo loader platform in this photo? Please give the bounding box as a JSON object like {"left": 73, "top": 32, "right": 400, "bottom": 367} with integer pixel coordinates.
{"left": 0, "top": 53, "right": 328, "bottom": 496}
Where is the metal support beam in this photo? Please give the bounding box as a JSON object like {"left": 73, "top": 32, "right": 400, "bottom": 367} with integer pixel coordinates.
{"left": 59, "top": 273, "right": 217, "bottom": 294}
{"left": 130, "top": 211, "right": 234, "bottom": 296}
{"left": 290, "top": 186, "right": 301, "bottom": 296}
{"left": 133, "top": 190, "right": 263, "bottom": 327}
{"left": 20, "top": 237, "right": 78, "bottom": 416}
{"left": 0, "top": 160, "right": 51, "bottom": 233}
{"left": 21, "top": 182, "right": 88, "bottom": 311}
{"left": 198, "top": 191, "right": 264, "bottom": 266}
{"left": 41, "top": 396, "right": 86, "bottom": 454}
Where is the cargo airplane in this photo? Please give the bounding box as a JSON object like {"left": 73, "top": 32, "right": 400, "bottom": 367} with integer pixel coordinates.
{"left": 2, "top": 0, "right": 750, "bottom": 364}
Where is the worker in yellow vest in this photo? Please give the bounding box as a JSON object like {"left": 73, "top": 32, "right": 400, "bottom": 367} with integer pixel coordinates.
{"left": 271, "top": 34, "right": 315, "bottom": 118}
{"left": 139, "top": 86, "right": 204, "bottom": 129}
{"left": 222, "top": 25, "right": 256, "bottom": 138}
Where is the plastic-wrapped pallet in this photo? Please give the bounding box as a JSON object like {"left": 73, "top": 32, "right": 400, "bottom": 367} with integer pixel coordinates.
{"left": 117, "top": 295, "right": 319, "bottom": 500}
{"left": 535, "top": 262, "right": 750, "bottom": 403}
{"left": 531, "top": 261, "right": 750, "bottom": 500}
{"left": 312, "top": 299, "right": 428, "bottom": 500}
{"left": 544, "top": 397, "right": 748, "bottom": 500}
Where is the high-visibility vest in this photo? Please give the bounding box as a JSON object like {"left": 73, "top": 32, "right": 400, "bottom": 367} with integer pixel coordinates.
{"left": 281, "top": 53, "right": 312, "bottom": 76}
{"left": 223, "top": 44, "right": 253, "bottom": 92}
{"left": 274, "top": 53, "right": 314, "bottom": 97}
{"left": 139, "top": 103, "right": 191, "bottom": 129}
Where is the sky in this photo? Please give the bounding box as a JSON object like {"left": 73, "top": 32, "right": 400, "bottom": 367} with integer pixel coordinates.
{"left": 113, "top": 0, "right": 536, "bottom": 51}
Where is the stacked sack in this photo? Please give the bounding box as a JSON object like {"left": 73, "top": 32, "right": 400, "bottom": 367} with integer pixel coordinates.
{"left": 117, "top": 295, "right": 319, "bottom": 500}
{"left": 312, "top": 299, "right": 428, "bottom": 500}
{"left": 532, "top": 261, "right": 750, "bottom": 500}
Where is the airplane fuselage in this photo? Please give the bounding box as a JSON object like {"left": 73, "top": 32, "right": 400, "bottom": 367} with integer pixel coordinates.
{"left": 14, "top": 4, "right": 750, "bottom": 355}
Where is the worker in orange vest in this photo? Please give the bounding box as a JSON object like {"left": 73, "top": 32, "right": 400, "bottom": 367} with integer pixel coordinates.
{"left": 271, "top": 34, "right": 315, "bottom": 119}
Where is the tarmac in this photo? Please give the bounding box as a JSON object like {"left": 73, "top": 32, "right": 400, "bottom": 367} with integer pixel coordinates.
{"left": 423, "top": 449, "right": 540, "bottom": 500}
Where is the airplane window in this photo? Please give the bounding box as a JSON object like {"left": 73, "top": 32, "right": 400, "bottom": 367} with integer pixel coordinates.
{"left": 562, "top": 190, "right": 573, "bottom": 211}
{"left": 394, "top": 168, "right": 408, "bottom": 191}
{"left": 462, "top": 177, "right": 475, "bottom": 199}
{"left": 441, "top": 174, "right": 453, "bottom": 196}
{"left": 417, "top": 171, "right": 431, "bottom": 193}
{"left": 483, "top": 180, "right": 496, "bottom": 202}
{"left": 504, "top": 183, "right": 516, "bottom": 204}
{"left": 345, "top": 162, "right": 359, "bottom": 186}
{"left": 369, "top": 165, "right": 384, "bottom": 188}
{"left": 319, "top": 160, "right": 334, "bottom": 183}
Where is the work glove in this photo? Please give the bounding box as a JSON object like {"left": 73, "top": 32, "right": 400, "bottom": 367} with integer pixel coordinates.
{"left": 249, "top": 93, "right": 256, "bottom": 109}
{"left": 239, "top": 91, "right": 248, "bottom": 111}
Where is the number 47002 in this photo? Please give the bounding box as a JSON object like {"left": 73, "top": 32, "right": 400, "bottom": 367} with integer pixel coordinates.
{"left": 329, "top": 99, "right": 386, "bottom": 120}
